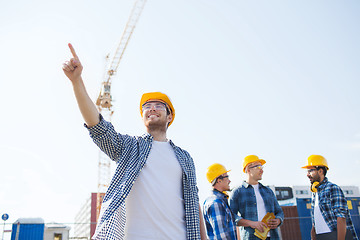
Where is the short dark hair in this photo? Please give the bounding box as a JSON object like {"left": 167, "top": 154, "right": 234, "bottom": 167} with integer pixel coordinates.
{"left": 164, "top": 105, "right": 172, "bottom": 128}
{"left": 165, "top": 106, "right": 171, "bottom": 115}
{"left": 316, "top": 166, "right": 327, "bottom": 176}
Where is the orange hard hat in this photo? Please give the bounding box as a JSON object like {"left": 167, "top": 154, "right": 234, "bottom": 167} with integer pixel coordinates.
{"left": 140, "top": 92, "right": 175, "bottom": 126}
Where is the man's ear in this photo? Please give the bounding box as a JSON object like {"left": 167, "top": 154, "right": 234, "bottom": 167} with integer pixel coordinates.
{"left": 167, "top": 113, "right": 173, "bottom": 124}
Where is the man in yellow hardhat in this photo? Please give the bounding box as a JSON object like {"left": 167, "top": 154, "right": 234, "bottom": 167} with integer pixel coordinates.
{"left": 302, "top": 155, "right": 358, "bottom": 240}
{"left": 229, "top": 155, "right": 283, "bottom": 240}
{"left": 62, "top": 44, "right": 206, "bottom": 240}
{"left": 203, "top": 163, "right": 237, "bottom": 240}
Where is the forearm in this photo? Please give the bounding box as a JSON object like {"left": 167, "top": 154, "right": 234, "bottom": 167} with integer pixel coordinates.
{"left": 237, "top": 218, "right": 253, "bottom": 227}
{"left": 337, "top": 217, "right": 346, "bottom": 240}
{"left": 72, "top": 77, "right": 100, "bottom": 127}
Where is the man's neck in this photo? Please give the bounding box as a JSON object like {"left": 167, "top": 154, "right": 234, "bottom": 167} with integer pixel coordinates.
{"left": 214, "top": 186, "right": 224, "bottom": 193}
{"left": 247, "top": 177, "right": 259, "bottom": 185}
{"left": 148, "top": 129, "right": 167, "bottom": 142}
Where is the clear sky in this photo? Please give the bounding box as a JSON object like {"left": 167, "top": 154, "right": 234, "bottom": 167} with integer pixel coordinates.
{"left": 1, "top": 0, "right": 360, "bottom": 238}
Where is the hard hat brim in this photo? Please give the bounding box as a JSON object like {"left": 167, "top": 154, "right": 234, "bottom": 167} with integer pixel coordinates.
{"left": 301, "top": 164, "right": 329, "bottom": 170}
{"left": 210, "top": 169, "right": 231, "bottom": 183}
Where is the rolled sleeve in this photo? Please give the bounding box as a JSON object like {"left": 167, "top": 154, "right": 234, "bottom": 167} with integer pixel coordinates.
{"left": 331, "top": 186, "right": 347, "bottom": 219}
{"left": 84, "top": 114, "right": 124, "bottom": 162}
{"left": 85, "top": 114, "right": 108, "bottom": 137}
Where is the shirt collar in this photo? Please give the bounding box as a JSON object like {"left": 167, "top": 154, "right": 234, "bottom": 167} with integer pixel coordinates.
{"left": 317, "top": 177, "right": 328, "bottom": 191}
{"left": 213, "top": 189, "right": 229, "bottom": 199}
{"left": 242, "top": 181, "right": 250, "bottom": 188}
{"left": 141, "top": 132, "right": 153, "bottom": 139}
{"left": 242, "top": 181, "right": 263, "bottom": 188}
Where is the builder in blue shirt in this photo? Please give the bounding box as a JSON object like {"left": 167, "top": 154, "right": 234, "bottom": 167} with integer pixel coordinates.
{"left": 229, "top": 155, "right": 283, "bottom": 240}
{"left": 203, "top": 163, "right": 237, "bottom": 240}
{"left": 302, "top": 155, "right": 358, "bottom": 240}
{"left": 62, "top": 44, "right": 207, "bottom": 240}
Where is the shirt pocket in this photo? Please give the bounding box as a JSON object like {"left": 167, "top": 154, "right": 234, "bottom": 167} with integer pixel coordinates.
{"left": 319, "top": 191, "right": 331, "bottom": 207}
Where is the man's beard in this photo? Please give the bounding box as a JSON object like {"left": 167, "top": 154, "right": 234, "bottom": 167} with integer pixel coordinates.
{"left": 145, "top": 119, "right": 168, "bottom": 132}
{"left": 309, "top": 174, "right": 320, "bottom": 184}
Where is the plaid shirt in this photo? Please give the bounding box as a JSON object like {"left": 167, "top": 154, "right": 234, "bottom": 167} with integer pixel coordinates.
{"left": 203, "top": 190, "right": 237, "bottom": 240}
{"left": 229, "top": 181, "right": 284, "bottom": 240}
{"left": 86, "top": 115, "right": 201, "bottom": 240}
{"left": 310, "top": 177, "right": 358, "bottom": 240}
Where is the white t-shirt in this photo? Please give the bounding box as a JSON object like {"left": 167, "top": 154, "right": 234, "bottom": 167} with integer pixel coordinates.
{"left": 252, "top": 184, "right": 269, "bottom": 237}
{"left": 314, "top": 193, "right": 331, "bottom": 234}
{"left": 124, "top": 141, "right": 186, "bottom": 240}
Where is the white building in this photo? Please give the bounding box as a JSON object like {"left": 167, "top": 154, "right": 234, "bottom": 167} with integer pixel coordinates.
{"left": 44, "top": 223, "right": 71, "bottom": 240}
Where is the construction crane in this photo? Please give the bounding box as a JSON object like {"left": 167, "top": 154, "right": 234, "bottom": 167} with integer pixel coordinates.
{"left": 95, "top": 0, "right": 147, "bottom": 220}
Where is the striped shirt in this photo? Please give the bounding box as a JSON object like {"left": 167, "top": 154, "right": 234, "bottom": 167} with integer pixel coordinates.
{"left": 203, "top": 190, "right": 237, "bottom": 240}
{"left": 86, "top": 115, "right": 201, "bottom": 240}
{"left": 310, "top": 177, "right": 358, "bottom": 240}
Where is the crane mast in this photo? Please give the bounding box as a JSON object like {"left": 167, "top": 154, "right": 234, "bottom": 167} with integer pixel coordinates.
{"left": 95, "top": 0, "right": 147, "bottom": 220}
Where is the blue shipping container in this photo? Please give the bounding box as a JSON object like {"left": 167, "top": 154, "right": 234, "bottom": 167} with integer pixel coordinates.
{"left": 296, "top": 198, "right": 312, "bottom": 240}
{"left": 348, "top": 198, "right": 360, "bottom": 238}
{"left": 11, "top": 218, "right": 44, "bottom": 240}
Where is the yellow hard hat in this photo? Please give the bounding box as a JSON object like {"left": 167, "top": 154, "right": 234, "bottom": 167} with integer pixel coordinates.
{"left": 301, "top": 155, "right": 329, "bottom": 170}
{"left": 243, "top": 155, "right": 266, "bottom": 173}
{"left": 206, "top": 163, "right": 230, "bottom": 183}
{"left": 140, "top": 92, "right": 175, "bottom": 126}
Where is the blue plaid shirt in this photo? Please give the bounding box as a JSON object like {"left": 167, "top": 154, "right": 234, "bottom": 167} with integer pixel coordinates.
{"left": 203, "top": 190, "right": 237, "bottom": 240}
{"left": 86, "top": 115, "right": 201, "bottom": 240}
{"left": 229, "top": 181, "right": 284, "bottom": 240}
{"left": 311, "top": 177, "right": 358, "bottom": 240}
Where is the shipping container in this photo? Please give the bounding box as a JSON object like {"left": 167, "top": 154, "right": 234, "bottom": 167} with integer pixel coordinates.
{"left": 295, "top": 198, "right": 312, "bottom": 240}
{"left": 11, "top": 218, "right": 44, "bottom": 240}
{"left": 347, "top": 197, "right": 360, "bottom": 238}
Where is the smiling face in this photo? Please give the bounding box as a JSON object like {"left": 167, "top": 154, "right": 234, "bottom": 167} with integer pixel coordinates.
{"left": 142, "top": 100, "right": 173, "bottom": 131}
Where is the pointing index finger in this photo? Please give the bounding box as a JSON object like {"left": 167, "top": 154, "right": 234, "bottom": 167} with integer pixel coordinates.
{"left": 68, "top": 43, "right": 79, "bottom": 59}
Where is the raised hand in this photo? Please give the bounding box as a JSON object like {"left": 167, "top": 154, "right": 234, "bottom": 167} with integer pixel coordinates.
{"left": 62, "top": 43, "right": 99, "bottom": 126}
{"left": 62, "top": 43, "right": 83, "bottom": 82}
